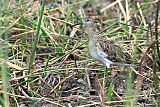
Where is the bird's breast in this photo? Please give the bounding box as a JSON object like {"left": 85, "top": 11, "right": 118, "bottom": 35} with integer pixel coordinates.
{"left": 88, "top": 43, "right": 99, "bottom": 60}
{"left": 89, "top": 48, "right": 98, "bottom": 59}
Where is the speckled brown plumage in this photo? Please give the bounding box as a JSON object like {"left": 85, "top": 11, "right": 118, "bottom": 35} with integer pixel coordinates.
{"left": 97, "top": 38, "right": 131, "bottom": 64}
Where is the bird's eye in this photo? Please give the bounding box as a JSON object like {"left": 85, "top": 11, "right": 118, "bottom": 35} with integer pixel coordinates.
{"left": 86, "top": 19, "right": 90, "bottom": 22}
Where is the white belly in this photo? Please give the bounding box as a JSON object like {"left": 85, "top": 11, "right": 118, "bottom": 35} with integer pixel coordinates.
{"left": 89, "top": 47, "right": 99, "bottom": 60}
{"left": 88, "top": 45, "right": 113, "bottom": 68}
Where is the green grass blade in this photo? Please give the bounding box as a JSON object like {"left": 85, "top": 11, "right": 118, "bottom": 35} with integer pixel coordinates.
{"left": 0, "top": 0, "right": 9, "bottom": 106}
{"left": 28, "top": 0, "right": 46, "bottom": 74}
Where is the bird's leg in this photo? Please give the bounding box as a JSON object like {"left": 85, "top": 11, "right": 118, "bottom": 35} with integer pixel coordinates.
{"left": 105, "top": 66, "right": 108, "bottom": 72}
{"left": 104, "top": 66, "right": 110, "bottom": 83}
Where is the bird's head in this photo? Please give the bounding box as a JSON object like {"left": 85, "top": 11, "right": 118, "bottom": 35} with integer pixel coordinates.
{"left": 83, "top": 16, "right": 94, "bottom": 28}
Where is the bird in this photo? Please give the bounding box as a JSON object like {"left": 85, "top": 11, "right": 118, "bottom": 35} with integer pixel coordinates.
{"left": 83, "top": 16, "right": 135, "bottom": 68}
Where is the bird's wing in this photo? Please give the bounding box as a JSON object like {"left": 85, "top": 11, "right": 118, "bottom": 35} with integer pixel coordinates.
{"left": 114, "top": 45, "right": 131, "bottom": 64}
{"left": 96, "top": 37, "right": 131, "bottom": 64}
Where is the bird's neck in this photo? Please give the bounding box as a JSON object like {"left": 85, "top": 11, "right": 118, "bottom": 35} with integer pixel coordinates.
{"left": 87, "top": 27, "right": 98, "bottom": 42}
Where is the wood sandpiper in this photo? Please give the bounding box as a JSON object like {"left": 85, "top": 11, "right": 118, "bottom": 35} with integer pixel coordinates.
{"left": 84, "top": 16, "right": 135, "bottom": 68}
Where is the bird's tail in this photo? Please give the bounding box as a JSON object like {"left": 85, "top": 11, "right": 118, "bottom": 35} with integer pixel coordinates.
{"left": 111, "top": 62, "right": 137, "bottom": 67}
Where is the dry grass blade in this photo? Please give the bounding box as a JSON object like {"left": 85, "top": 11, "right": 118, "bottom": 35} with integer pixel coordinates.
{"left": 100, "top": 0, "right": 123, "bottom": 13}
{"left": 0, "top": 58, "right": 23, "bottom": 71}
{"left": 50, "top": 75, "right": 73, "bottom": 93}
